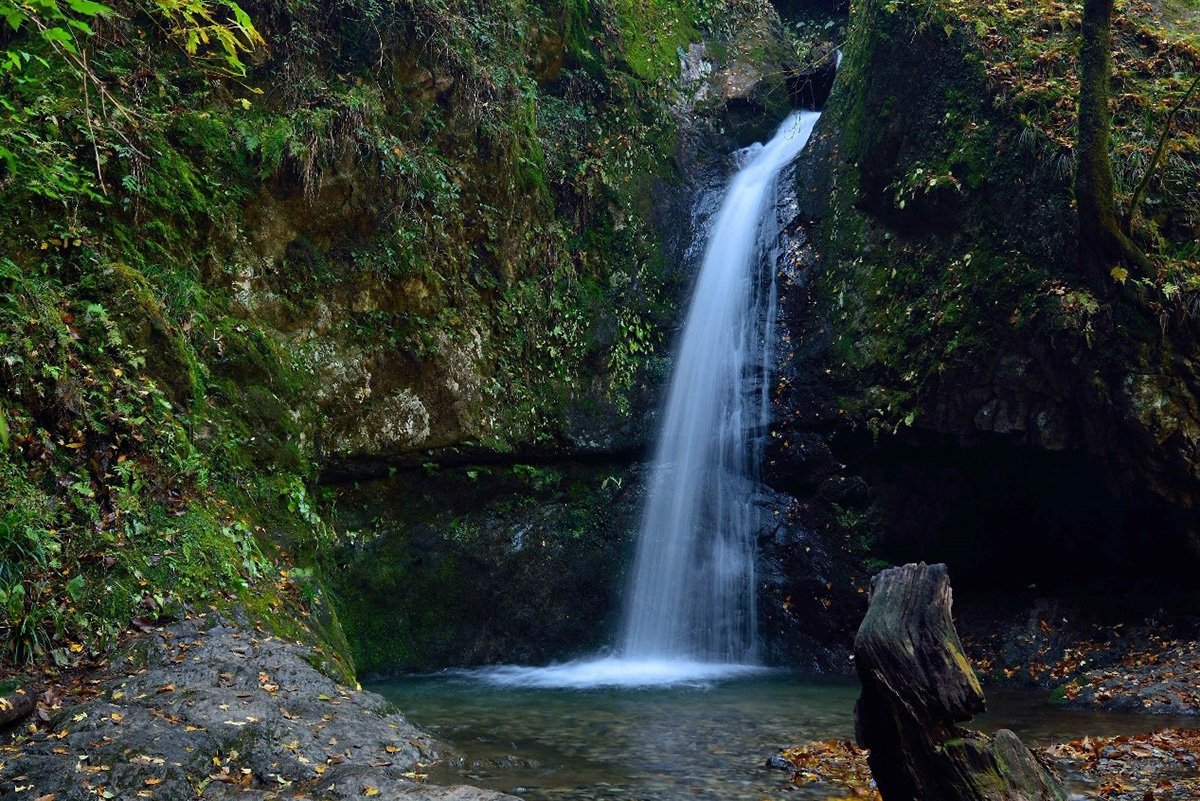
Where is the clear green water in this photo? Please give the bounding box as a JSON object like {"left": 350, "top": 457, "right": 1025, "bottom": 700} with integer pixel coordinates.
{"left": 371, "top": 672, "right": 1192, "bottom": 801}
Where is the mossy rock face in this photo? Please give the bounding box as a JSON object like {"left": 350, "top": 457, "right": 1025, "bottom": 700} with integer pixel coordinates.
{"left": 766, "top": 0, "right": 1200, "bottom": 615}
{"left": 77, "top": 262, "right": 206, "bottom": 413}
{"left": 0, "top": 0, "right": 827, "bottom": 673}
{"left": 324, "top": 463, "right": 642, "bottom": 674}
{"left": 703, "top": 10, "right": 803, "bottom": 146}
{"left": 213, "top": 0, "right": 811, "bottom": 466}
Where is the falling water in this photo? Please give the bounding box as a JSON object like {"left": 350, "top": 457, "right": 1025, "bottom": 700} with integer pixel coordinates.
{"left": 621, "top": 111, "right": 821, "bottom": 664}
{"left": 464, "top": 112, "right": 820, "bottom": 688}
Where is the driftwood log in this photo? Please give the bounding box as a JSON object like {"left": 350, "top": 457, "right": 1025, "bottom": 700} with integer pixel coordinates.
{"left": 854, "top": 563, "right": 1066, "bottom": 801}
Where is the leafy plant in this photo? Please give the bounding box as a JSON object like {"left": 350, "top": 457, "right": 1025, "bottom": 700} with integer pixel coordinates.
{"left": 0, "top": 0, "right": 264, "bottom": 211}
{"left": 149, "top": 0, "right": 264, "bottom": 76}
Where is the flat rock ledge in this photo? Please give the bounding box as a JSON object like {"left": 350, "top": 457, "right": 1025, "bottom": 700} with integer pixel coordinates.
{"left": 0, "top": 616, "right": 516, "bottom": 801}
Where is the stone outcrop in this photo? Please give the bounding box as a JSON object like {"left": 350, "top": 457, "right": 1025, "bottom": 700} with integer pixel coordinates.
{"left": 760, "top": 0, "right": 1200, "bottom": 670}
{"left": 327, "top": 462, "right": 644, "bottom": 674}
{"left": 0, "top": 614, "right": 517, "bottom": 801}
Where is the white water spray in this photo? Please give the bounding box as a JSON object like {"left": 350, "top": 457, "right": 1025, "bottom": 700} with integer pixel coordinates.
{"left": 469, "top": 111, "right": 821, "bottom": 688}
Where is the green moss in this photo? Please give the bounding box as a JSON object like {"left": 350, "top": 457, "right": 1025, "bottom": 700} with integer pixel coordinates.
{"left": 808, "top": 0, "right": 1074, "bottom": 431}
{"left": 324, "top": 463, "right": 633, "bottom": 673}
{"left": 0, "top": 0, "right": 780, "bottom": 676}
{"left": 613, "top": 0, "right": 698, "bottom": 81}
{"left": 238, "top": 580, "right": 357, "bottom": 686}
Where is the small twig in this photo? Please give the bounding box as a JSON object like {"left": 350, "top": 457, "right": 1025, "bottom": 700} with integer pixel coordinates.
{"left": 1124, "top": 70, "right": 1200, "bottom": 234}
{"left": 80, "top": 45, "right": 107, "bottom": 196}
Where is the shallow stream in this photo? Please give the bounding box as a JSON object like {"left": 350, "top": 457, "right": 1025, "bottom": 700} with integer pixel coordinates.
{"left": 372, "top": 672, "right": 1193, "bottom": 801}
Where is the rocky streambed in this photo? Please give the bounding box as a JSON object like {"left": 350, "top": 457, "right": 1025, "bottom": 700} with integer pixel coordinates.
{"left": 2, "top": 610, "right": 1197, "bottom": 801}
{"left": 779, "top": 728, "right": 1200, "bottom": 801}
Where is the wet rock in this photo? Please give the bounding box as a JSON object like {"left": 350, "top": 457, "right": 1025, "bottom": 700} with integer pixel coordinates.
{"left": 327, "top": 463, "right": 644, "bottom": 674}
{"left": 958, "top": 595, "right": 1200, "bottom": 719}
{"left": 706, "top": 9, "right": 800, "bottom": 147}
{"left": 756, "top": 488, "right": 866, "bottom": 672}
{"left": 527, "top": 23, "right": 565, "bottom": 83}
{"left": 1042, "top": 729, "right": 1200, "bottom": 801}
{"left": 771, "top": 0, "right": 1200, "bottom": 616}
{"left": 785, "top": 51, "right": 839, "bottom": 110}
{"left": 1057, "top": 638, "right": 1200, "bottom": 716}
{"left": 0, "top": 615, "right": 516, "bottom": 801}
{"left": 678, "top": 43, "right": 714, "bottom": 100}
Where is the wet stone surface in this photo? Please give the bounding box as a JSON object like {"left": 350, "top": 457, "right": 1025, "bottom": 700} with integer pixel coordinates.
{"left": 962, "top": 607, "right": 1200, "bottom": 717}
{"left": 777, "top": 729, "right": 1200, "bottom": 801}
{"left": 1059, "top": 640, "right": 1200, "bottom": 716}
{"left": 1043, "top": 729, "right": 1200, "bottom": 801}
{"left": 0, "top": 616, "right": 515, "bottom": 801}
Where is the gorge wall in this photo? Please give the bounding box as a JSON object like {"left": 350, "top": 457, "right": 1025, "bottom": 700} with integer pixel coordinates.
{"left": 0, "top": 0, "right": 818, "bottom": 674}
{"left": 5, "top": 0, "right": 1198, "bottom": 682}
{"left": 762, "top": 0, "right": 1200, "bottom": 660}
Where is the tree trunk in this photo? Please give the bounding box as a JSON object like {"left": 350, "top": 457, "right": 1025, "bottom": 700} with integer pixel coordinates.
{"left": 1076, "top": 0, "right": 1151, "bottom": 281}
{"left": 854, "top": 563, "right": 1066, "bottom": 801}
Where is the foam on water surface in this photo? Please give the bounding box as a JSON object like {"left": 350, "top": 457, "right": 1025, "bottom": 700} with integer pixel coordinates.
{"left": 454, "top": 658, "right": 771, "bottom": 689}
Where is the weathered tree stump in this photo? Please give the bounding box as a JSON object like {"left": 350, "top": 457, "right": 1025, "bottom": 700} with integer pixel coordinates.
{"left": 854, "top": 563, "right": 1066, "bottom": 801}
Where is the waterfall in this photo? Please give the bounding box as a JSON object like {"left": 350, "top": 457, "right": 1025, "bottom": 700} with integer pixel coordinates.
{"left": 621, "top": 111, "right": 821, "bottom": 664}
{"left": 468, "top": 112, "right": 820, "bottom": 688}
